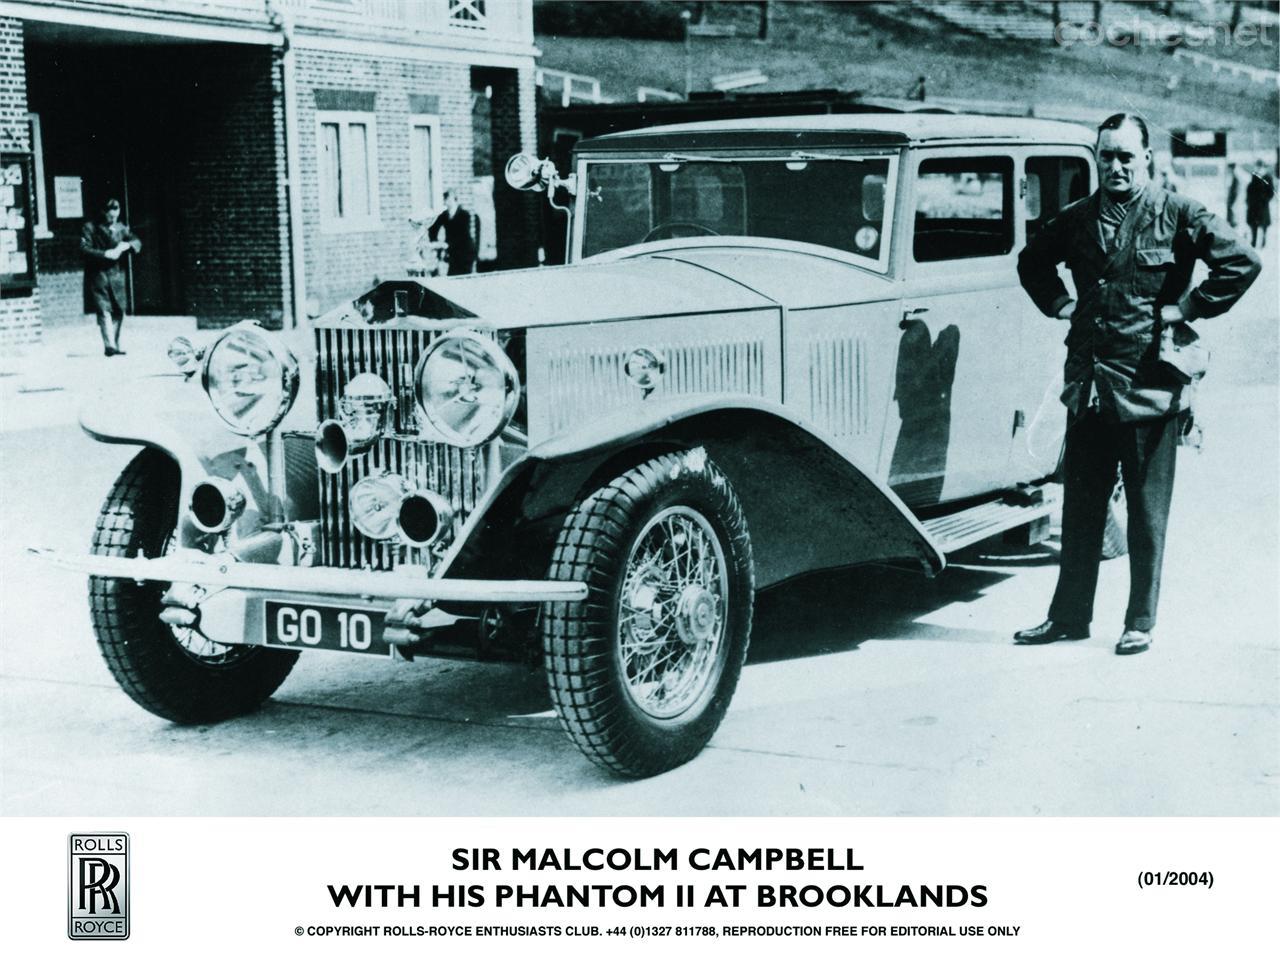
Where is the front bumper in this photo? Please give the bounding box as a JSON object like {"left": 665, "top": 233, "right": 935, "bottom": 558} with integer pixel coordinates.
{"left": 28, "top": 547, "right": 588, "bottom": 604}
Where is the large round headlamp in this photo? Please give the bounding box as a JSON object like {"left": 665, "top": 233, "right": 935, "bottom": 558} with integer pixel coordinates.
{"left": 201, "top": 322, "right": 300, "bottom": 437}
{"left": 413, "top": 331, "right": 519, "bottom": 447}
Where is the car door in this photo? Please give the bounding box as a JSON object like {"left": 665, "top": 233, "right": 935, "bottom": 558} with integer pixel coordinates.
{"left": 890, "top": 148, "right": 1023, "bottom": 509}
{"left": 1008, "top": 148, "right": 1095, "bottom": 482}
{"left": 774, "top": 153, "right": 904, "bottom": 474}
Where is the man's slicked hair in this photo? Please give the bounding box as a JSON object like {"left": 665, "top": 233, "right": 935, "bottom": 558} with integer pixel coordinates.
{"left": 1097, "top": 113, "right": 1150, "bottom": 149}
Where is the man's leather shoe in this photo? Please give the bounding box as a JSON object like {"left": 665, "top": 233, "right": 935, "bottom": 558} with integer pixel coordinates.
{"left": 1013, "top": 619, "right": 1089, "bottom": 644}
{"left": 1114, "top": 629, "right": 1152, "bottom": 655}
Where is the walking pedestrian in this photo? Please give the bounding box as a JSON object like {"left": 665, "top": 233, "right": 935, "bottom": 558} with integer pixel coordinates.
{"left": 81, "top": 198, "right": 141, "bottom": 357}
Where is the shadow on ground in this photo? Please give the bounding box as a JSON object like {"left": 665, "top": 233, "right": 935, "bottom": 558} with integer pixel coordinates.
{"left": 748, "top": 559, "right": 1020, "bottom": 663}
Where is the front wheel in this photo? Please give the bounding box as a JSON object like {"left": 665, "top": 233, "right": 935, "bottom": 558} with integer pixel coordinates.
{"left": 542, "top": 450, "right": 754, "bottom": 777}
{"left": 89, "top": 449, "right": 298, "bottom": 723}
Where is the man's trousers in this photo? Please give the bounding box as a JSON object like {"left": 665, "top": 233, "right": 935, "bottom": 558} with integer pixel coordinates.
{"left": 1047, "top": 408, "right": 1179, "bottom": 632}
{"left": 90, "top": 279, "right": 126, "bottom": 351}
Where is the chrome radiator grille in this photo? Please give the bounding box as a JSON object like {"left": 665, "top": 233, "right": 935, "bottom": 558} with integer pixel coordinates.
{"left": 315, "top": 325, "right": 487, "bottom": 572}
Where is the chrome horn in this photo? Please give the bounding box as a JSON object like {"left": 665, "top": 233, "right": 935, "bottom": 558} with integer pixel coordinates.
{"left": 314, "top": 373, "right": 395, "bottom": 475}
{"left": 188, "top": 477, "right": 246, "bottom": 534}
{"left": 348, "top": 473, "right": 455, "bottom": 548}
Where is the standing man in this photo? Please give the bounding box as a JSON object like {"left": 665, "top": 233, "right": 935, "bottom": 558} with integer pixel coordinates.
{"left": 81, "top": 198, "right": 141, "bottom": 357}
{"left": 1014, "top": 113, "right": 1260, "bottom": 655}
{"left": 428, "top": 188, "right": 478, "bottom": 276}
{"left": 1245, "top": 158, "right": 1274, "bottom": 248}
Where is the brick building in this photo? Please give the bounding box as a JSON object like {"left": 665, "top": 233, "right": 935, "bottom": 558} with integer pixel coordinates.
{"left": 0, "top": 0, "right": 538, "bottom": 346}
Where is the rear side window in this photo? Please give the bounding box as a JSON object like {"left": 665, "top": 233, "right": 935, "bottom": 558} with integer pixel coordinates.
{"left": 1026, "top": 156, "right": 1090, "bottom": 238}
{"left": 913, "top": 156, "right": 1014, "bottom": 262}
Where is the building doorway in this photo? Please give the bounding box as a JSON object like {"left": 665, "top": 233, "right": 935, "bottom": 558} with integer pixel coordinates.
{"left": 23, "top": 28, "right": 286, "bottom": 328}
{"left": 24, "top": 37, "right": 192, "bottom": 318}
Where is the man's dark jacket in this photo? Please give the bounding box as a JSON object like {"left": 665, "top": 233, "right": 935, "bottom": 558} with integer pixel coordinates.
{"left": 428, "top": 207, "right": 478, "bottom": 273}
{"left": 1017, "top": 183, "right": 1260, "bottom": 421}
{"left": 81, "top": 218, "right": 141, "bottom": 311}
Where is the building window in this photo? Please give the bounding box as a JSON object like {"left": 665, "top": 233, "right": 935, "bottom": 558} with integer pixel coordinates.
{"left": 317, "top": 110, "right": 379, "bottom": 231}
{"left": 449, "top": 0, "right": 488, "bottom": 30}
{"left": 28, "top": 113, "right": 51, "bottom": 239}
{"left": 408, "top": 115, "right": 443, "bottom": 218}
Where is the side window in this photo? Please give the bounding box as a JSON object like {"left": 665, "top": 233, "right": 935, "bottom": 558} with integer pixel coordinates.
{"left": 1026, "top": 156, "right": 1089, "bottom": 239}
{"left": 913, "top": 156, "right": 1014, "bottom": 262}
{"left": 317, "top": 110, "right": 379, "bottom": 231}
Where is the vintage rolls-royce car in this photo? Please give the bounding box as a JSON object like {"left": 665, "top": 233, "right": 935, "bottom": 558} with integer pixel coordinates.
{"left": 44, "top": 114, "right": 1102, "bottom": 777}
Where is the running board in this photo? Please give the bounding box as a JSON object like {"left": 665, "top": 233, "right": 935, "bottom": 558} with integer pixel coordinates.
{"left": 921, "top": 484, "right": 1062, "bottom": 555}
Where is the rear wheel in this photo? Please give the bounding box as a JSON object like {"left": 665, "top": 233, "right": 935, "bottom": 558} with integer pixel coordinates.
{"left": 542, "top": 450, "right": 754, "bottom": 777}
{"left": 89, "top": 449, "right": 298, "bottom": 723}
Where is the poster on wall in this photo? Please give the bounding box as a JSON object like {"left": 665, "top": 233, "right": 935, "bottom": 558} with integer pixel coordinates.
{"left": 0, "top": 152, "right": 36, "bottom": 294}
{"left": 54, "top": 175, "right": 83, "bottom": 220}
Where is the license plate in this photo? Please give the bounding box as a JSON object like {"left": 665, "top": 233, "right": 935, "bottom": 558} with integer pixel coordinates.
{"left": 263, "top": 601, "right": 391, "bottom": 657}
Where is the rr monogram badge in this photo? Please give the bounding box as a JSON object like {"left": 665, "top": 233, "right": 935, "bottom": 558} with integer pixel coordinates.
{"left": 68, "top": 833, "right": 129, "bottom": 940}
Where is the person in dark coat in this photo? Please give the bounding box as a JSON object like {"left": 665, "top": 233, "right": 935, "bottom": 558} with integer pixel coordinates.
{"left": 1245, "top": 158, "right": 1274, "bottom": 248}
{"left": 1014, "top": 113, "right": 1261, "bottom": 656}
{"left": 428, "top": 189, "right": 478, "bottom": 275}
{"left": 81, "top": 198, "right": 141, "bottom": 356}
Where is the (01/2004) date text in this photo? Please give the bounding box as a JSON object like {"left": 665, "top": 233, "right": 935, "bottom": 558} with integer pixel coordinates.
{"left": 1138, "top": 871, "right": 1213, "bottom": 889}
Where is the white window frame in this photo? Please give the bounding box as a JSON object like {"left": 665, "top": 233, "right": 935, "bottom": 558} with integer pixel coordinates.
{"left": 908, "top": 149, "right": 1017, "bottom": 269}
{"left": 408, "top": 113, "right": 444, "bottom": 217}
{"left": 572, "top": 153, "right": 899, "bottom": 274}
{"left": 28, "top": 112, "right": 51, "bottom": 239}
{"left": 316, "top": 110, "right": 381, "bottom": 233}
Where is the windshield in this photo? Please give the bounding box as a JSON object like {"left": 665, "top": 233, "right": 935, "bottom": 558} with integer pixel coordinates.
{"left": 578, "top": 155, "right": 894, "bottom": 266}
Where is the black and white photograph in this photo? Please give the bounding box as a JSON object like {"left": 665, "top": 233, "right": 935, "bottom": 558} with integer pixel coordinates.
{"left": 1, "top": 0, "right": 1277, "bottom": 952}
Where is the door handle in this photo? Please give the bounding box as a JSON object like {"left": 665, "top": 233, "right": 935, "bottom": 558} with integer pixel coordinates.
{"left": 900, "top": 306, "right": 929, "bottom": 328}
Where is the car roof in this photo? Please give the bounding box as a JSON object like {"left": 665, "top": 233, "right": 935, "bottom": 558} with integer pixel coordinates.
{"left": 577, "top": 112, "right": 1096, "bottom": 153}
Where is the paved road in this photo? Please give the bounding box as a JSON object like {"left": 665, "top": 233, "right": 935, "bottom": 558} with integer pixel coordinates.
{"left": 2, "top": 278, "right": 1277, "bottom": 816}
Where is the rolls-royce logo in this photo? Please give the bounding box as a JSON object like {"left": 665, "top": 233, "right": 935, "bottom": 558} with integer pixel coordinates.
{"left": 68, "top": 833, "right": 129, "bottom": 940}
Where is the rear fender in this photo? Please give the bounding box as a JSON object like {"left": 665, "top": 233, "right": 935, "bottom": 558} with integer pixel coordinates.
{"left": 447, "top": 397, "right": 943, "bottom": 588}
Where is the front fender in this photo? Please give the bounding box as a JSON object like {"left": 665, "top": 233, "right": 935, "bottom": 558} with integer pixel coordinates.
{"left": 446, "top": 396, "right": 943, "bottom": 589}
{"left": 79, "top": 374, "right": 282, "bottom": 546}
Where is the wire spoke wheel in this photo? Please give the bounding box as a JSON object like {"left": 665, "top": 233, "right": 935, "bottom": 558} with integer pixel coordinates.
{"left": 618, "top": 507, "right": 728, "bottom": 720}
{"left": 158, "top": 532, "right": 253, "bottom": 668}
{"left": 543, "top": 450, "right": 754, "bottom": 778}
